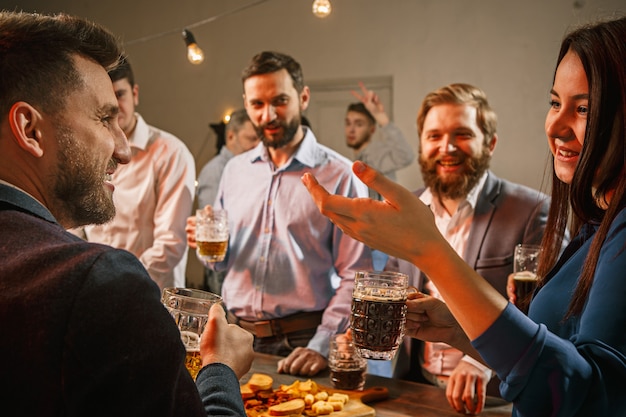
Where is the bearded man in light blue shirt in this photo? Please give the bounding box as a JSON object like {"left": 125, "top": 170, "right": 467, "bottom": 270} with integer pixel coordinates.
{"left": 188, "top": 51, "right": 372, "bottom": 377}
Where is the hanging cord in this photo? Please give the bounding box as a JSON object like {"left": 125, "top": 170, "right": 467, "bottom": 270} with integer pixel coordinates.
{"left": 125, "top": 0, "right": 270, "bottom": 46}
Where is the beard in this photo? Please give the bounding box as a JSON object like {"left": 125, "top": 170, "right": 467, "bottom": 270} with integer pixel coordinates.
{"left": 256, "top": 115, "right": 300, "bottom": 149}
{"left": 53, "top": 124, "right": 117, "bottom": 227}
{"left": 346, "top": 133, "right": 371, "bottom": 150}
{"left": 419, "top": 146, "right": 491, "bottom": 200}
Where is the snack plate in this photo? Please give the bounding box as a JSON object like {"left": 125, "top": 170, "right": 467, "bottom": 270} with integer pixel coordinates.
{"left": 245, "top": 386, "right": 389, "bottom": 417}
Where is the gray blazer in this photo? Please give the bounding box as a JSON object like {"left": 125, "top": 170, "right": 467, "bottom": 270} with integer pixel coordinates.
{"left": 388, "top": 171, "right": 550, "bottom": 295}
{"left": 387, "top": 171, "right": 553, "bottom": 385}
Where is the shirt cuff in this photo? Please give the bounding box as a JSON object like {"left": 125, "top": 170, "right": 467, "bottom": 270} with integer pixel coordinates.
{"left": 471, "top": 302, "right": 540, "bottom": 377}
{"left": 196, "top": 363, "right": 246, "bottom": 416}
{"left": 307, "top": 328, "right": 334, "bottom": 358}
{"left": 460, "top": 355, "right": 493, "bottom": 380}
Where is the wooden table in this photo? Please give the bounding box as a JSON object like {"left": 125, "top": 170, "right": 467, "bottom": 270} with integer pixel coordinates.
{"left": 244, "top": 353, "right": 513, "bottom": 417}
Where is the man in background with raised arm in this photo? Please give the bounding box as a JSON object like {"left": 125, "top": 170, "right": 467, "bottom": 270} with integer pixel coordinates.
{"left": 345, "top": 82, "right": 415, "bottom": 201}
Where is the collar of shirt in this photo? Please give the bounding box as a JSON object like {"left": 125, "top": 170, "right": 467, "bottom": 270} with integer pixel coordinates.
{"left": 0, "top": 179, "right": 44, "bottom": 208}
{"left": 126, "top": 113, "right": 151, "bottom": 150}
{"left": 419, "top": 171, "right": 489, "bottom": 259}
{"left": 0, "top": 180, "right": 56, "bottom": 223}
{"left": 420, "top": 171, "right": 489, "bottom": 218}
{"left": 248, "top": 126, "right": 322, "bottom": 171}
{"left": 0, "top": 178, "right": 28, "bottom": 195}
{"left": 219, "top": 146, "right": 235, "bottom": 159}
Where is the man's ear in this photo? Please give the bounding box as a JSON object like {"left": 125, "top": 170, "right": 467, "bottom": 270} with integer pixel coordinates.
{"left": 487, "top": 133, "right": 498, "bottom": 156}
{"left": 299, "top": 86, "right": 311, "bottom": 112}
{"left": 132, "top": 83, "right": 140, "bottom": 106}
{"left": 226, "top": 129, "right": 235, "bottom": 143}
{"left": 8, "top": 102, "right": 45, "bottom": 158}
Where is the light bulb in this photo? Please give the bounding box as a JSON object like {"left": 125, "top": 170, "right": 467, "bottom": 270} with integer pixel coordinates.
{"left": 187, "top": 43, "right": 204, "bottom": 64}
{"left": 182, "top": 29, "right": 205, "bottom": 65}
{"left": 312, "top": 0, "right": 332, "bottom": 18}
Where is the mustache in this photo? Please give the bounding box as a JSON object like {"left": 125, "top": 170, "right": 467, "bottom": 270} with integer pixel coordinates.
{"left": 107, "top": 159, "right": 118, "bottom": 173}
{"left": 435, "top": 151, "right": 466, "bottom": 165}
{"left": 419, "top": 152, "right": 467, "bottom": 171}
{"left": 259, "top": 120, "right": 282, "bottom": 129}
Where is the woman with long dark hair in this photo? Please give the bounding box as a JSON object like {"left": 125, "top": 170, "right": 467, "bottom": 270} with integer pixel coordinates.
{"left": 302, "top": 16, "right": 626, "bottom": 416}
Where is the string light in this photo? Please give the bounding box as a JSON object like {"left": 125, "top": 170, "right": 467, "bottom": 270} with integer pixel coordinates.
{"left": 124, "top": 1, "right": 332, "bottom": 65}
{"left": 182, "top": 29, "right": 205, "bottom": 64}
{"left": 312, "top": 0, "right": 332, "bottom": 18}
{"left": 125, "top": 0, "right": 270, "bottom": 65}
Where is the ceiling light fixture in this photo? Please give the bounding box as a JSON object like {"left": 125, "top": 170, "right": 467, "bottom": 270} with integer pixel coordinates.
{"left": 182, "top": 29, "right": 205, "bottom": 64}
{"left": 312, "top": 0, "right": 332, "bottom": 18}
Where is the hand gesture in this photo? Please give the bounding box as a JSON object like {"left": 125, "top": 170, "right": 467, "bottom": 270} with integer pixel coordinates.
{"left": 301, "top": 161, "right": 440, "bottom": 263}
{"left": 301, "top": 161, "right": 509, "bottom": 340}
{"left": 350, "top": 81, "right": 389, "bottom": 126}
{"left": 277, "top": 347, "right": 327, "bottom": 377}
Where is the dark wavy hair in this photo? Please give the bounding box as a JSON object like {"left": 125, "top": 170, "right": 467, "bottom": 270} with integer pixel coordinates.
{"left": 241, "top": 51, "right": 304, "bottom": 93}
{"left": 537, "top": 16, "right": 626, "bottom": 318}
{"left": 346, "top": 102, "right": 376, "bottom": 125}
{"left": 0, "top": 11, "right": 123, "bottom": 120}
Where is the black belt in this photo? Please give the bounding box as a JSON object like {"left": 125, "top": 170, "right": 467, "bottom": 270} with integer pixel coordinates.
{"left": 227, "top": 310, "right": 324, "bottom": 338}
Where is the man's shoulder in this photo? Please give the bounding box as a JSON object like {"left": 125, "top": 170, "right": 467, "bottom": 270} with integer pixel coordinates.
{"left": 296, "top": 128, "right": 352, "bottom": 168}
{"left": 1, "top": 208, "right": 145, "bottom": 271}
{"left": 481, "top": 174, "right": 550, "bottom": 221}
{"left": 412, "top": 187, "right": 427, "bottom": 197}
{"left": 53, "top": 236, "right": 153, "bottom": 287}
{"left": 482, "top": 172, "right": 546, "bottom": 200}
{"left": 222, "top": 149, "right": 254, "bottom": 170}
{"left": 494, "top": 176, "right": 548, "bottom": 201}
{"left": 199, "top": 152, "right": 230, "bottom": 175}
{"left": 311, "top": 142, "right": 354, "bottom": 170}
{"left": 144, "top": 122, "right": 193, "bottom": 156}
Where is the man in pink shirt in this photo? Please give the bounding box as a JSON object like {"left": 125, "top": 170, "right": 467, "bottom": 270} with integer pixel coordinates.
{"left": 84, "top": 57, "right": 195, "bottom": 290}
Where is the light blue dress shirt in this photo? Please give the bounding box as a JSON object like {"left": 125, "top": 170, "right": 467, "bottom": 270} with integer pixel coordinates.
{"left": 211, "top": 127, "right": 373, "bottom": 355}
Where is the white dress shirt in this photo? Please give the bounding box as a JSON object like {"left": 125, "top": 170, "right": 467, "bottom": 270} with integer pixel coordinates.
{"left": 86, "top": 114, "right": 195, "bottom": 289}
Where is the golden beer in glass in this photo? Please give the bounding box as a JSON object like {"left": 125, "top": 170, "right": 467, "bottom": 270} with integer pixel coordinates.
{"left": 196, "top": 209, "right": 229, "bottom": 262}
{"left": 161, "top": 288, "right": 222, "bottom": 379}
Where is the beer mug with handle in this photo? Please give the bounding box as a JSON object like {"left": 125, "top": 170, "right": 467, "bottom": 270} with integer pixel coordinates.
{"left": 161, "top": 287, "right": 222, "bottom": 379}
{"left": 350, "top": 271, "right": 415, "bottom": 361}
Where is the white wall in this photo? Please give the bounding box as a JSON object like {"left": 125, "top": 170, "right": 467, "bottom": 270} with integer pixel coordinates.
{"left": 4, "top": 0, "right": 624, "bottom": 191}
{"left": 4, "top": 0, "right": 623, "bottom": 285}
